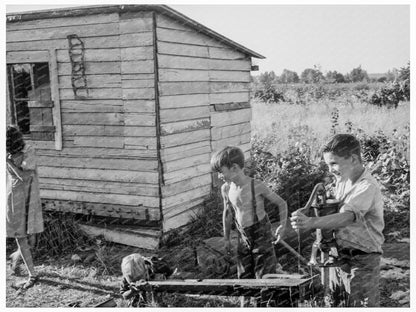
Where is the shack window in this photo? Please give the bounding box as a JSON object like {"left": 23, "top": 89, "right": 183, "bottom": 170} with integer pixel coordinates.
{"left": 7, "top": 62, "right": 55, "bottom": 141}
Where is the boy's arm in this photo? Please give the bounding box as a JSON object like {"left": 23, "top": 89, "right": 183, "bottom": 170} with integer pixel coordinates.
{"left": 291, "top": 210, "right": 354, "bottom": 231}
{"left": 259, "top": 182, "right": 288, "bottom": 228}
{"left": 221, "top": 183, "right": 232, "bottom": 251}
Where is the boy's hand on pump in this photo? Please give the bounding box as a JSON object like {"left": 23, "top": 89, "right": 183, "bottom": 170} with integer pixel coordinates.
{"left": 290, "top": 210, "right": 313, "bottom": 231}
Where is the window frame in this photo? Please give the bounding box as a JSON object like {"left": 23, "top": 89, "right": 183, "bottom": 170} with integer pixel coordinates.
{"left": 6, "top": 49, "right": 62, "bottom": 150}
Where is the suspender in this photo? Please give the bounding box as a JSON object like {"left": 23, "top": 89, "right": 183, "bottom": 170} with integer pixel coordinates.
{"left": 250, "top": 178, "right": 259, "bottom": 224}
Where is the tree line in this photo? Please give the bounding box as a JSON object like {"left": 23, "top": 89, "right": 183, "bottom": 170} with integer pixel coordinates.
{"left": 254, "top": 63, "right": 409, "bottom": 85}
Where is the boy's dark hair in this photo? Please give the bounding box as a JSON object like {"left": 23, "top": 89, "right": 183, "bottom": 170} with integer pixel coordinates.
{"left": 6, "top": 125, "right": 25, "bottom": 155}
{"left": 211, "top": 146, "right": 245, "bottom": 172}
{"left": 322, "top": 134, "right": 362, "bottom": 161}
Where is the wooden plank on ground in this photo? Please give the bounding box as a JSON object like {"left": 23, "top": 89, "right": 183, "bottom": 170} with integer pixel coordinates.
{"left": 138, "top": 276, "right": 319, "bottom": 297}
{"left": 79, "top": 224, "right": 160, "bottom": 250}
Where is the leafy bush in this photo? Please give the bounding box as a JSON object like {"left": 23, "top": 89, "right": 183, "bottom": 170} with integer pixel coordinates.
{"left": 251, "top": 130, "right": 327, "bottom": 214}
{"left": 254, "top": 86, "right": 285, "bottom": 103}
{"left": 367, "top": 82, "right": 407, "bottom": 108}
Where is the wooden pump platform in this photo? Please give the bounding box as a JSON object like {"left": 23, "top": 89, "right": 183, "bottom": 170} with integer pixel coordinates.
{"left": 132, "top": 274, "right": 320, "bottom": 307}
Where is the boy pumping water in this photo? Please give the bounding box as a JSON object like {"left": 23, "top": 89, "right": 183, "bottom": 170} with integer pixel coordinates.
{"left": 291, "top": 134, "right": 384, "bottom": 307}
{"left": 210, "top": 146, "right": 288, "bottom": 280}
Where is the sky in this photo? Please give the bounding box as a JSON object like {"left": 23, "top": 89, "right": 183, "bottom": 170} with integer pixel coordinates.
{"left": 4, "top": 1, "right": 412, "bottom": 76}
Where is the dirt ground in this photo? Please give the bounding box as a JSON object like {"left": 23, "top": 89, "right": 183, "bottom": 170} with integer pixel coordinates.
{"left": 5, "top": 239, "right": 410, "bottom": 308}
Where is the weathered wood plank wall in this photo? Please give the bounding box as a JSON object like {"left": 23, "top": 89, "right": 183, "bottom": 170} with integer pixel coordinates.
{"left": 156, "top": 13, "right": 252, "bottom": 230}
{"left": 6, "top": 12, "right": 161, "bottom": 222}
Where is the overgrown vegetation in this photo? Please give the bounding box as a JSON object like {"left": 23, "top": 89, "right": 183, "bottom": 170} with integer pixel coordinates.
{"left": 253, "top": 62, "right": 410, "bottom": 109}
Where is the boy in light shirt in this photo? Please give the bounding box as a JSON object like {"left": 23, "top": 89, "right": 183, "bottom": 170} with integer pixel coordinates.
{"left": 291, "top": 134, "right": 384, "bottom": 307}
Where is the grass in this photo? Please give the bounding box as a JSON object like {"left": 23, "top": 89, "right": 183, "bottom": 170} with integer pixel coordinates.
{"left": 251, "top": 99, "right": 410, "bottom": 157}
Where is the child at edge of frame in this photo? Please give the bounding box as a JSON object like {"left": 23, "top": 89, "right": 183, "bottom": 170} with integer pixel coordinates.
{"left": 291, "top": 133, "right": 384, "bottom": 307}
{"left": 6, "top": 125, "right": 44, "bottom": 290}
{"left": 210, "top": 145, "right": 289, "bottom": 307}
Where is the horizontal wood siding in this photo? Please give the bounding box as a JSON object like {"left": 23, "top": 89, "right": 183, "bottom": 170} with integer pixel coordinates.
{"left": 7, "top": 11, "right": 161, "bottom": 220}
{"left": 156, "top": 13, "right": 254, "bottom": 230}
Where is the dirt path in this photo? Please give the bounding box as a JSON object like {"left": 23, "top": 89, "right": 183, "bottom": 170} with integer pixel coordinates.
{"left": 379, "top": 241, "right": 410, "bottom": 307}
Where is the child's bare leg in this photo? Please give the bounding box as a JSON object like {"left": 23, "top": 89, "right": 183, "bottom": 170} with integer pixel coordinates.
{"left": 15, "top": 237, "right": 36, "bottom": 277}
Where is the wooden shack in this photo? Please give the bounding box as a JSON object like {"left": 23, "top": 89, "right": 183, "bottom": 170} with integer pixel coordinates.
{"left": 6, "top": 5, "right": 264, "bottom": 249}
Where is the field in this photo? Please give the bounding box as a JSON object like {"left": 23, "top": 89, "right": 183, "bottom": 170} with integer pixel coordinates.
{"left": 5, "top": 83, "right": 410, "bottom": 307}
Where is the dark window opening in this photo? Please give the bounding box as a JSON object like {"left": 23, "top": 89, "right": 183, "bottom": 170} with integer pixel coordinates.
{"left": 7, "top": 62, "right": 54, "bottom": 141}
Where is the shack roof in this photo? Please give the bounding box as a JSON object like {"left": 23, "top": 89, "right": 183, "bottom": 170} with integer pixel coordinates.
{"left": 6, "top": 4, "right": 265, "bottom": 59}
